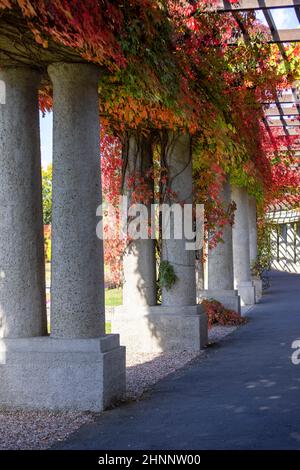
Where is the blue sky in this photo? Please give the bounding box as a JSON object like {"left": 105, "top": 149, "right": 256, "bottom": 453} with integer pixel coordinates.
{"left": 40, "top": 111, "right": 53, "bottom": 168}
{"left": 256, "top": 7, "right": 300, "bottom": 29}
{"left": 39, "top": 8, "right": 300, "bottom": 168}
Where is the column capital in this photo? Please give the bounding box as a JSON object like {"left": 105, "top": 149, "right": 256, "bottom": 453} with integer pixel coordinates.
{"left": 0, "top": 66, "right": 41, "bottom": 89}
{"left": 48, "top": 62, "right": 100, "bottom": 86}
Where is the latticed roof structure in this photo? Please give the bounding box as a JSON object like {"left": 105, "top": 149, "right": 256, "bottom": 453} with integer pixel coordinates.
{"left": 217, "top": 1, "right": 300, "bottom": 162}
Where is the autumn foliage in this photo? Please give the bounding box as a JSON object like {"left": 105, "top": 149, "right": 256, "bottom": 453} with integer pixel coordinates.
{"left": 1, "top": 0, "right": 300, "bottom": 282}
{"left": 202, "top": 299, "right": 247, "bottom": 330}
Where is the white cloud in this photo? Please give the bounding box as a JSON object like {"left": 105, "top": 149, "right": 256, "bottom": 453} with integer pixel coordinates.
{"left": 271, "top": 8, "right": 299, "bottom": 29}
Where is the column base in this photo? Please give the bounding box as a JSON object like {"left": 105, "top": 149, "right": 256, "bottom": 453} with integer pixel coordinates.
{"left": 237, "top": 281, "right": 256, "bottom": 306}
{"left": 0, "top": 335, "right": 125, "bottom": 412}
{"left": 111, "top": 305, "right": 208, "bottom": 353}
{"left": 252, "top": 277, "right": 262, "bottom": 302}
{"left": 199, "top": 289, "right": 241, "bottom": 314}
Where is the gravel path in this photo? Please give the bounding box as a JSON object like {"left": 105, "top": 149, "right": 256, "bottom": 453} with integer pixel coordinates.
{"left": 126, "top": 325, "right": 237, "bottom": 400}
{"left": 0, "top": 410, "right": 94, "bottom": 450}
{"left": 126, "top": 350, "right": 203, "bottom": 401}
{"left": 0, "top": 325, "right": 237, "bottom": 450}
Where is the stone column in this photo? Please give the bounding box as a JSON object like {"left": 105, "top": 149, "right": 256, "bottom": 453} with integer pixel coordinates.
{"left": 201, "top": 177, "right": 240, "bottom": 313}
{"left": 161, "top": 133, "right": 196, "bottom": 307}
{"left": 122, "top": 133, "right": 157, "bottom": 307}
{"left": 248, "top": 195, "right": 262, "bottom": 301}
{"left": 112, "top": 132, "right": 207, "bottom": 352}
{"left": 158, "top": 132, "right": 207, "bottom": 349}
{"left": 0, "top": 63, "right": 125, "bottom": 413}
{"left": 232, "top": 186, "right": 256, "bottom": 305}
{"left": 48, "top": 63, "right": 105, "bottom": 338}
{"left": 0, "top": 67, "right": 47, "bottom": 337}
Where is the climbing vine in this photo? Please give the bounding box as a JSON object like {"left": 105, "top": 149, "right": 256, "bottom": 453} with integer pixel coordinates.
{"left": 1, "top": 0, "right": 300, "bottom": 280}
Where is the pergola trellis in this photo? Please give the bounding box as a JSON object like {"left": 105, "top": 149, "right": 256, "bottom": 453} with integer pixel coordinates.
{"left": 216, "top": 1, "right": 300, "bottom": 161}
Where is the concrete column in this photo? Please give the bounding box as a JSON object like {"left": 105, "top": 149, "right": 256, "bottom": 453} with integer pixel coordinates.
{"left": 201, "top": 177, "right": 240, "bottom": 312}
{"left": 0, "top": 67, "right": 47, "bottom": 337}
{"left": 0, "top": 64, "right": 125, "bottom": 412}
{"left": 248, "top": 195, "right": 262, "bottom": 301}
{"left": 111, "top": 131, "right": 207, "bottom": 352}
{"left": 48, "top": 63, "right": 104, "bottom": 338}
{"left": 208, "top": 178, "right": 234, "bottom": 290}
{"left": 248, "top": 196, "right": 258, "bottom": 265}
{"left": 122, "top": 133, "right": 157, "bottom": 307}
{"left": 232, "top": 186, "right": 256, "bottom": 305}
{"left": 162, "top": 132, "right": 196, "bottom": 307}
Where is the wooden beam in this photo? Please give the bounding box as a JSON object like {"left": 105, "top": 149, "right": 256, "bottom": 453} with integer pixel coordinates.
{"left": 216, "top": 1, "right": 300, "bottom": 12}
{"left": 295, "top": 4, "right": 300, "bottom": 22}
{"left": 263, "top": 93, "right": 300, "bottom": 104}
{"left": 265, "top": 127, "right": 300, "bottom": 135}
{"left": 275, "top": 147, "right": 300, "bottom": 151}
{"left": 231, "top": 28, "right": 300, "bottom": 43}
{"left": 264, "top": 106, "right": 299, "bottom": 116}
{"left": 267, "top": 118, "right": 300, "bottom": 126}
{"left": 268, "top": 28, "right": 300, "bottom": 43}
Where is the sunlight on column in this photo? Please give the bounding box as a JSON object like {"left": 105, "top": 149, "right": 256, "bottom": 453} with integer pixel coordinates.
{"left": 0, "top": 81, "right": 5, "bottom": 104}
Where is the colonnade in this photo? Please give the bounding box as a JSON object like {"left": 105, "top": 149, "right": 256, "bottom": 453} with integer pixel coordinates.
{"left": 0, "top": 64, "right": 261, "bottom": 411}
{"left": 112, "top": 132, "right": 261, "bottom": 353}
{"left": 0, "top": 64, "right": 125, "bottom": 412}
{"left": 111, "top": 132, "right": 208, "bottom": 353}
{"left": 204, "top": 177, "right": 240, "bottom": 312}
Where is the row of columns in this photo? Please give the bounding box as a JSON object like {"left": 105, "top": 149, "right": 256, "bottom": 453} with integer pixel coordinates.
{"left": 204, "top": 186, "right": 259, "bottom": 307}
{"left": 122, "top": 132, "right": 198, "bottom": 310}
{"left": 121, "top": 140, "right": 260, "bottom": 317}
{"left": 115, "top": 130, "right": 261, "bottom": 356}
{"left": 113, "top": 131, "right": 207, "bottom": 353}
{"left": 0, "top": 63, "right": 125, "bottom": 412}
{"left": 0, "top": 64, "right": 105, "bottom": 340}
{"left": 0, "top": 63, "right": 260, "bottom": 409}
{"left": 0, "top": 66, "right": 259, "bottom": 341}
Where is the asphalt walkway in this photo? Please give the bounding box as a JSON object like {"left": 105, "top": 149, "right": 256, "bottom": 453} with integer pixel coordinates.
{"left": 55, "top": 271, "right": 300, "bottom": 450}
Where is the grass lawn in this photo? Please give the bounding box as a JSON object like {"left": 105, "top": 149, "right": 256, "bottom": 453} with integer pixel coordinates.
{"left": 105, "top": 287, "right": 123, "bottom": 307}
{"left": 45, "top": 264, "right": 120, "bottom": 335}
{"left": 105, "top": 322, "right": 111, "bottom": 334}
{"left": 105, "top": 287, "right": 122, "bottom": 334}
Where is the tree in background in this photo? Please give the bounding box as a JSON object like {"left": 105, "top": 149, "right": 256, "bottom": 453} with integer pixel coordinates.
{"left": 42, "top": 165, "right": 52, "bottom": 263}
{"left": 42, "top": 164, "right": 52, "bottom": 226}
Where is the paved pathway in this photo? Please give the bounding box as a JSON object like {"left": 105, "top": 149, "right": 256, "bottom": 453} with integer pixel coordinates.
{"left": 55, "top": 271, "right": 300, "bottom": 450}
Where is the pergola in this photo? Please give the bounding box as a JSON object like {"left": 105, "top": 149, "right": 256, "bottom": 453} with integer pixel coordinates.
{"left": 0, "top": 1, "right": 298, "bottom": 414}
{"left": 216, "top": 1, "right": 300, "bottom": 160}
